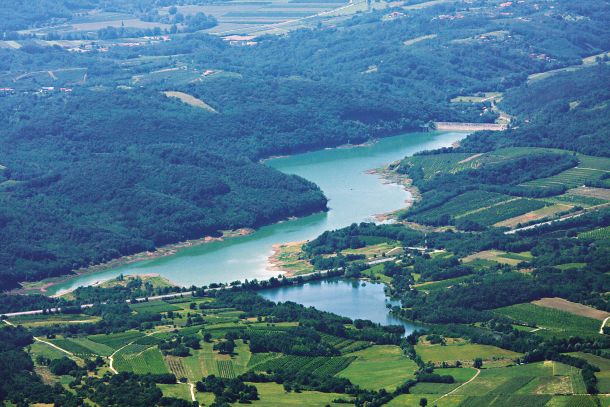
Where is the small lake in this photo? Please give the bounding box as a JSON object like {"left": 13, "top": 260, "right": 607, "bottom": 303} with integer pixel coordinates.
{"left": 260, "top": 278, "right": 421, "bottom": 335}
{"left": 48, "top": 131, "right": 464, "bottom": 295}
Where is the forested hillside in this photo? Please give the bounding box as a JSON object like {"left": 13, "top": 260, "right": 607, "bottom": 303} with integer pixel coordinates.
{"left": 1, "top": 0, "right": 610, "bottom": 290}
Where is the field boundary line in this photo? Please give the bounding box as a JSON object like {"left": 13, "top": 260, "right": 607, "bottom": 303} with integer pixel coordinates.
{"left": 432, "top": 368, "right": 480, "bottom": 404}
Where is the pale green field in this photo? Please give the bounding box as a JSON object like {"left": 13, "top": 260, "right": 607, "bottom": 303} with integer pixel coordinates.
{"left": 250, "top": 382, "right": 347, "bottom": 406}
{"left": 338, "top": 345, "right": 418, "bottom": 390}
{"left": 494, "top": 303, "right": 602, "bottom": 339}
{"left": 568, "top": 352, "right": 610, "bottom": 393}
{"left": 158, "top": 383, "right": 192, "bottom": 401}
{"left": 415, "top": 341, "right": 521, "bottom": 366}
{"left": 388, "top": 394, "right": 465, "bottom": 406}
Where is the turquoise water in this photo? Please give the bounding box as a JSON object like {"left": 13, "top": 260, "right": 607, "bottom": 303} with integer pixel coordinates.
{"left": 260, "top": 278, "right": 421, "bottom": 335}
{"left": 48, "top": 131, "right": 464, "bottom": 295}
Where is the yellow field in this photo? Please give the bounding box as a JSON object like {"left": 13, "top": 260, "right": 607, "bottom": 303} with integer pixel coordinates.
{"left": 163, "top": 91, "right": 217, "bottom": 113}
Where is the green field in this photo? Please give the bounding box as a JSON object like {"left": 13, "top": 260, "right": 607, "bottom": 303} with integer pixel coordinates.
{"left": 114, "top": 345, "right": 169, "bottom": 374}
{"left": 494, "top": 303, "right": 601, "bottom": 339}
{"left": 11, "top": 313, "right": 100, "bottom": 327}
{"left": 567, "top": 352, "right": 610, "bottom": 393}
{"left": 254, "top": 354, "right": 356, "bottom": 377}
{"left": 412, "top": 190, "right": 512, "bottom": 223}
{"left": 415, "top": 340, "right": 521, "bottom": 366}
{"left": 402, "top": 153, "right": 474, "bottom": 179}
{"left": 29, "top": 341, "right": 71, "bottom": 360}
{"left": 453, "top": 362, "right": 582, "bottom": 398}
{"left": 129, "top": 301, "right": 181, "bottom": 313}
{"left": 88, "top": 331, "right": 144, "bottom": 349}
{"left": 250, "top": 382, "right": 346, "bottom": 406}
{"left": 578, "top": 226, "right": 610, "bottom": 240}
{"left": 521, "top": 167, "right": 607, "bottom": 189}
{"left": 460, "top": 199, "right": 547, "bottom": 226}
{"left": 338, "top": 345, "right": 418, "bottom": 390}
{"left": 388, "top": 394, "right": 465, "bottom": 406}
{"left": 158, "top": 383, "right": 193, "bottom": 401}
{"left": 413, "top": 275, "right": 475, "bottom": 292}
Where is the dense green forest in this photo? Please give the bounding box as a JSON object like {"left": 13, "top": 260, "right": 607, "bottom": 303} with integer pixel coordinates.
{"left": 1, "top": 0, "right": 610, "bottom": 290}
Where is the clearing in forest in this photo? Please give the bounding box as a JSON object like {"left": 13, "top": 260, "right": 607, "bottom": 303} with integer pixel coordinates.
{"left": 163, "top": 91, "right": 218, "bottom": 113}
{"left": 403, "top": 34, "right": 437, "bottom": 46}
{"left": 531, "top": 298, "right": 610, "bottom": 321}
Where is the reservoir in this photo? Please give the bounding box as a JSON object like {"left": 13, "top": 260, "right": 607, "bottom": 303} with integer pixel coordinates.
{"left": 48, "top": 131, "right": 464, "bottom": 295}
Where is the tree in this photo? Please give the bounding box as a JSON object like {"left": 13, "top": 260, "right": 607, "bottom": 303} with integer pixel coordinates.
{"left": 473, "top": 358, "right": 483, "bottom": 369}
{"left": 420, "top": 397, "right": 428, "bottom": 406}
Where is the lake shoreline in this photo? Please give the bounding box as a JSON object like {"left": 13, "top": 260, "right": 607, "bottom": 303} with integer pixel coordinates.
{"left": 24, "top": 130, "right": 465, "bottom": 296}
{"left": 14, "top": 228, "right": 255, "bottom": 296}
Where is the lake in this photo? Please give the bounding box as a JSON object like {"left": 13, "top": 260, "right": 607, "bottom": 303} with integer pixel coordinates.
{"left": 48, "top": 131, "right": 464, "bottom": 295}
{"left": 260, "top": 278, "right": 421, "bottom": 335}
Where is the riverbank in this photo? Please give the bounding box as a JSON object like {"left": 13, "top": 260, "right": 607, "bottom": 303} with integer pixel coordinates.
{"left": 14, "top": 228, "right": 255, "bottom": 296}
{"left": 369, "top": 162, "right": 420, "bottom": 222}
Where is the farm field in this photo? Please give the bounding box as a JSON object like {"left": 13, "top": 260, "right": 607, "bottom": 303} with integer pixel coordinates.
{"left": 401, "top": 153, "right": 474, "bottom": 179}
{"left": 250, "top": 382, "right": 346, "bottom": 406}
{"left": 129, "top": 301, "right": 181, "bottom": 314}
{"left": 412, "top": 275, "right": 474, "bottom": 292}
{"left": 29, "top": 341, "right": 72, "bottom": 361}
{"left": 87, "top": 331, "right": 145, "bottom": 350}
{"left": 567, "top": 352, "right": 610, "bottom": 393}
{"left": 531, "top": 298, "right": 609, "bottom": 321}
{"left": 162, "top": 0, "right": 349, "bottom": 36}
{"left": 338, "top": 345, "right": 418, "bottom": 390}
{"left": 520, "top": 167, "right": 607, "bottom": 189}
{"left": 10, "top": 313, "right": 100, "bottom": 328}
{"left": 114, "top": 344, "right": 169, "bottom": 375}
{"left": 567, "top": 186, "right": 610, "bottom": 201}
{"left": 158, "top": 383, "right": 193, "bottom": 401}
{"left": 493, "top": 203, "right": 573, "bottom": 228}
{"left": 412, "top": 191, "right": 513, "bottom": 223}
{"left": 341, "top": 241, "right": 400, "bottom": 258}
{"left": 462, "top": 250, "right": 532, "bottom": 266}
{"left": 578, "top": 226, "right": 610, "bottom": 240}
{"left": 494, "top": 303, "right": 602, "bottom": 339}
{"left": 454, "top": 361, "right": 585, "bottom": 397}
{"left": 459, "top": 199, "right": 547, "bottom": 226}
{"left": 414, "top": 340, "right": 520, "bottom": 367}
{"left": 254, "top": 354, "right": 356, "bottom": 377}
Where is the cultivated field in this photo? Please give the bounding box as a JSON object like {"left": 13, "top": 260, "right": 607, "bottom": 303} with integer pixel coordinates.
{"left": 493, "top": 204, "right": 572, "bottom": 228}
{"left": 532, "top": 298, "right": 610, "bottom": 321}
{"left": 462, "top": 250, "right": 532, "bottom": 266}
{"left": 495, "top": 303, "right": 602, "bottom": 339}
{"left": 338, "top": 345, "right": 418, "bottom": 390}
{"left": 414, "top": 340, "right": 521, "bottom": 367}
